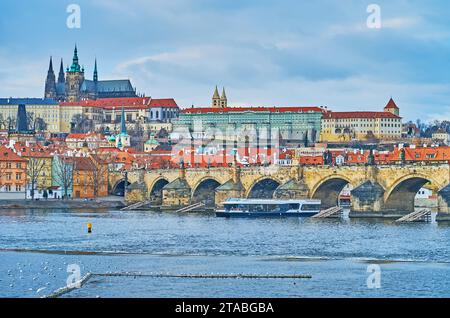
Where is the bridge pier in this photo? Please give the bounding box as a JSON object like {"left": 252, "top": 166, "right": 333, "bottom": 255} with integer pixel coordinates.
{"left": 274, "top": 166, "right": 309, "bottom": 200}
{"left": 349, "top": 181, "right": 386, "bottom": 218}
{"left": 215, "top": 166, "right": 245, "bottom": 208}
{"left": 125, "top": 170, "right": 147, "bottom": 204}
{"left": 162, "top": 166, "right": 192, "bottom": 210}
{"left": 437, "top": 184, "right": 450, "bottom": 221}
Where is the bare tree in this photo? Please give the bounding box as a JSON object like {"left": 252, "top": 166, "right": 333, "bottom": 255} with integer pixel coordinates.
{"left": 26, "top": 157, "right": 46, "bottom": 199}
{"left": 71, "top": 114, "right": 94, "bottom": 133}
{"left": 87, "top": 155, "right": 109, "bottom": 198}
{"left": 0, "top": 160, "right": 7, "bottom": 190}
{"left": 53, "top": 155, "right": 73, "bottom": 199}
{"left": 7, "top": 116, "right": 16, "bottom": 131}
{"left": 129, "top": 121, "right": 145, "bottom": 151}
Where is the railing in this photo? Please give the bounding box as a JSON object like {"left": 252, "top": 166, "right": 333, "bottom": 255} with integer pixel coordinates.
{"left": 395, "top": 209, "right": 431, "bottom": 223}
{"left": 174, "top": 202, "right": 205, "bottom": 213}
{"left": 312, "top": 206, "right": 343, "bottom": 219}
{"left": 120, "top": 200, "right": 152, "bottom": 211}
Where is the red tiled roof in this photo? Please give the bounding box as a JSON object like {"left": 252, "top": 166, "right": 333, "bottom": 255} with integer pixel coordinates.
{"left": 181, "top": 106, "right": 323, "bottom": 114}
{"left": 13, "top": 142, "right": 52, "bottom": 158}
{"left": 323, "top": 111, "right": 401, "bottom": 119}
{"left": 149, "top": 98, "right": 178, "bottom": 108}
{"left": 60, "top": 97, "right": 178, "bottom": 110}
{"left": 384, "top": 98, "right": 399, "bottom": 110}
{"left": 0, "top": 146, "right": 27, "bottom": 162}
{"left": 73, "top": 157, "right": 96, "bottom": 171}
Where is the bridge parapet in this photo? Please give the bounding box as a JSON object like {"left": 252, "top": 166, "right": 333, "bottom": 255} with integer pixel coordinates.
{"left": 110, "top": 163, "right": 450, "bottom": 216}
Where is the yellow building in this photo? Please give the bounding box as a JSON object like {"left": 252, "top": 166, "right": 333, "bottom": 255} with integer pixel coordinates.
{"left": 0, "top": 98, "right": 61, "bottom": 133}
{"left": 320, "top": 98, "right": 402, "bottom": 142}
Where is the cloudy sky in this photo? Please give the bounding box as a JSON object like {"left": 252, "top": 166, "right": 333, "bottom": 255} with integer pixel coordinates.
{"left": 1, "top": 0, "right": 450, "bottom": 121}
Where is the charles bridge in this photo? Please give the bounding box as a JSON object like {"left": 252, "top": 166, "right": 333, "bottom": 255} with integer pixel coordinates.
{"left": 109, "top": 163, "right": 450, "bottom": 219}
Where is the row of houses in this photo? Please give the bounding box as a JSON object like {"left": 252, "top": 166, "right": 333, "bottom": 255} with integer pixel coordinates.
{"left": 0, "top": 140, "right": 109, "bottom": 200}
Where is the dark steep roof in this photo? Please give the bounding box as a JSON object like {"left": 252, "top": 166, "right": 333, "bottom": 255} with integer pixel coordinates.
{"left": 81, "top": 79, "right": 135, "bottom": 94}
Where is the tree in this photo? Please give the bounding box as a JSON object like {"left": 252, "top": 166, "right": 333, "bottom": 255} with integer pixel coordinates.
{"left": 34, "top": 118, "right": 48, "bottom": 132}
{"left": 0, "top": 160, "right": 7, "bottom": 191}
{"left": 71, "top": 114, "right": 94, "bottom": 133}
{"left": 26, "top": 157, "right": 46, "bottom": 199}
{"left": 87, "top": 154, "right": 109, "bottom": 198}
{"left": 128, "top": 121, "right": 145, "bottom": 151}
{"left": 53, "top": 155, "right": 74, "bottom": 199}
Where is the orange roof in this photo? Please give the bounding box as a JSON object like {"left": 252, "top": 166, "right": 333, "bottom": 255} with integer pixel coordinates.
{"left": 13, "top": 142, "right": 52, "bottom": 158}
{"left": 384, "top": 98, "right": 399, "bottom": 110}
{"left": 0, "top": 146, "right": 27, "bottom": 162}
{"left": 73, "top": 157, "right": 96, "bottom": 171}
{"left": 149, "top": 98, "right": 178, "bottom": 108}
{"left": 60, "top": 97, "right": 178, "bottom": 110}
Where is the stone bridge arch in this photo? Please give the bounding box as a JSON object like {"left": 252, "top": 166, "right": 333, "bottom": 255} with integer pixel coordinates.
{"left": 111, "top": 179, "right": 130, "bottom": 196}
{"left": 246, "top": 176, "right": 283, "bottom": 199}
{"left": 148, "top": 177, "right": 170, "bottom": 204}
{"left": 191, "top": 177, "right": 222, "bottom": 207}
{"left": 383, "top": 173, "right": 440, "bottom": 213}
{"left": 310, "top": 175, "right": 353, "bottom": 208}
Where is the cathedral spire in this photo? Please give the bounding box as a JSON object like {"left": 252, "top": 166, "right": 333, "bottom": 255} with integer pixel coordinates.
{"left": 220, "top": 87, "right": 227, "bottom": 108}
{"left": 212, "top": 85, "right": 220, "bottom": 108}
{"left": 44, "top": 57, "right": 56, "bottom": 99}
{"left": 121, "top": 106, "right": 127, "bottom": 134}
{"left": 48, "top": 56, "right": 54, "bottom": 73}
{"left": 93, "top": 58, "right": 98, "bottom": 82}
{"left": 69, "top": 44, "right": 81, "bottom": 73}
{"left": 213, "top": 85, "right": 220, "bottom": 99}
{"left": 58, "top": 58, "right": 65, "bottom": 83}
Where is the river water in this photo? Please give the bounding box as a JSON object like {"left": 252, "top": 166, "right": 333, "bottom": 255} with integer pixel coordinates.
{"left": 1, "top": 208, "right": 450, "bottom": 298}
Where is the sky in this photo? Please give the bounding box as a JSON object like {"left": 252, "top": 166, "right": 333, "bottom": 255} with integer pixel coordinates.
{"left": 1, "top": 0, "right": 450, "bottom": 122}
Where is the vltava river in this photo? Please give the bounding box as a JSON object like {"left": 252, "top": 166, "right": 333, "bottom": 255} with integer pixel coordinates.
{"left": 1, "top": 209, "right": 450, "bottom": 297}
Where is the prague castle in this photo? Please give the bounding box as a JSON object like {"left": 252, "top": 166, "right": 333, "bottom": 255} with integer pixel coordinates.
{"left": 44, "top": 45, "right": 138, "bottom": 102}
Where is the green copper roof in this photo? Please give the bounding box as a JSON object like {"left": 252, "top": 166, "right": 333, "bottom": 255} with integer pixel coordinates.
{"left": 120, "top": 107, "right": 127, "bottom": 134}
{"left": 145, "top": 139, "right": 159, "bottom": 145}
{"left": 68, "top": 45, "right": 82, "bottom": 73}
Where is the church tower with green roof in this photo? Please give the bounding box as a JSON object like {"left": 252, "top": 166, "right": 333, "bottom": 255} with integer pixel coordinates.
{"left": 65, "top": 45, "right": 85, "bottom": 102}
{"left": 116, "top": 107, "right": 131, "bottom": 149}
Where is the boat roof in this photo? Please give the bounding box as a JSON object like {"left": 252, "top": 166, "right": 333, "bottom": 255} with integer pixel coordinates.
{"left": 223, "top": 198, "right": 321, "bottom": 205}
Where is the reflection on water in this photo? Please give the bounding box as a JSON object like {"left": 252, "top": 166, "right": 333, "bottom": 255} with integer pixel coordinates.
{"left": 1, "top": 208, "right": 450, "bottom": 297}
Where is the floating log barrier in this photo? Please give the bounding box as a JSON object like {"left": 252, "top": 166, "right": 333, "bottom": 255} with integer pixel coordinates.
{"left": 45, "top": 272, "right": 311, "bottom": 298}
{"left": 94, "top": 272, "right": 312, "bottom": 279}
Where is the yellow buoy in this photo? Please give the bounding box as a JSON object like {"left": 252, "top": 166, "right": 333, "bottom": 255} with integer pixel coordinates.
{"left": 87, "top": 223, "right": 92, "bottom": 233}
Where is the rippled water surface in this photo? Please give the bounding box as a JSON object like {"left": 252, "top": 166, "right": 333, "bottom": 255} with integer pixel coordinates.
{"left": 1, "top": 209, "right": 450, "bottom": 297}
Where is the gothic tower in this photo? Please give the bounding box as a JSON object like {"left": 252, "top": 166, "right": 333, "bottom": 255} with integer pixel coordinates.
{"left": 384, "top": 98, "right": 400, "bottom": 117}
{"left": 211, "top": 86, "right": 220, "bottom": 108}
{"left": 65, "top": 45, "right": 85, "bottom": 102}
{"left": 116, "top": 107, "right": 131, "bottom": 149}
{"left": 220, "top": 87, "right": 227, "bottom": 108}
{"left": 58, "top": 59, "right": 65, "bottom": 84}
{"left": 44, "top": 57, "right": 57, "bottom": 99}
{"left": 56, "top": 59, "right": 66, "bottom": 101}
